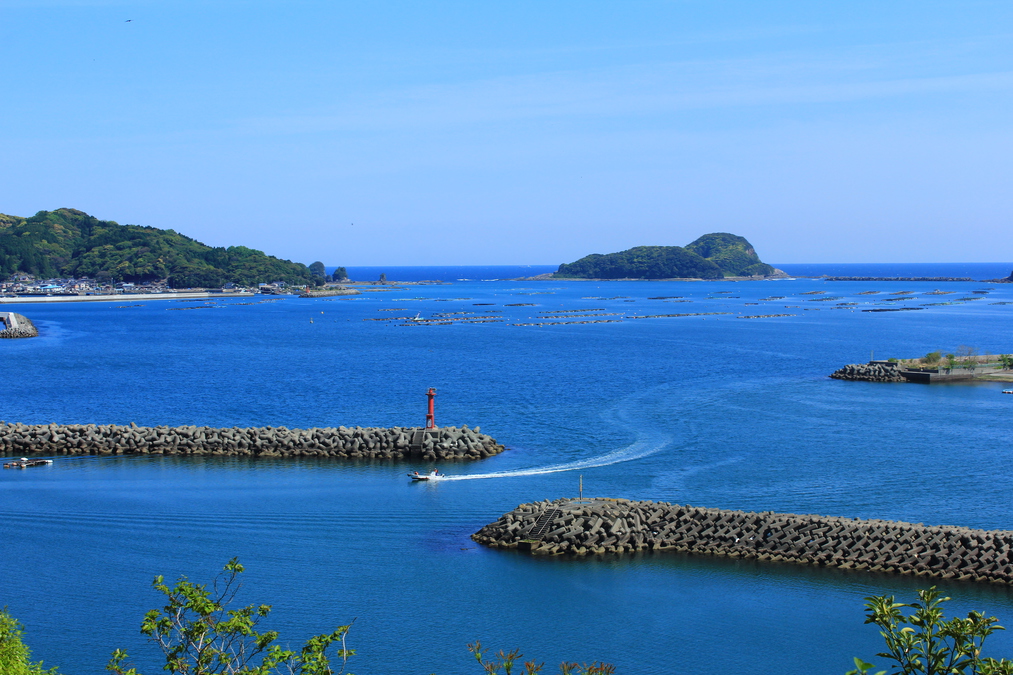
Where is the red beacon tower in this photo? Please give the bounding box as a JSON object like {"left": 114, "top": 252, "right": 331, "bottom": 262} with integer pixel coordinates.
{"left": 425, "top": 388, "right": 437, "bottom": 429}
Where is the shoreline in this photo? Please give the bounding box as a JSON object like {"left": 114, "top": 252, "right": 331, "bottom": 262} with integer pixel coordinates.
{"left": 0, "top": 291, "right": 256, "bottom": 304}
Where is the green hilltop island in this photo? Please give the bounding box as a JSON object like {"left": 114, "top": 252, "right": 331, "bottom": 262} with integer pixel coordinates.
{"left": 553, "top": 233, "right": 786, "bottom": 280}
{"left": 0, "top": 208, "right": 333, "bottom": 289}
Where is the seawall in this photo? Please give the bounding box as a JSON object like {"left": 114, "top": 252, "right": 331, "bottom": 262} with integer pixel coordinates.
{"left": 0, "top": 292, "right": 254, "bottom": 304}
{"left": 0, "top": 422, "right": 504, "bottom": 460}
{"left": 0, "top": 312, "right": 38, "bottom": 338}
{"left": 473, "top": 499, "right": 1013, "bottom": 584}
{"left": 299, "top": 288, "right": 361, "bottom": 297}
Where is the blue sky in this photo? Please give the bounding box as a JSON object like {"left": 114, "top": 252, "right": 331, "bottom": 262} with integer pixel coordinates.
{"left": 2, "top": 1, "right": 1011, "bottom": 266}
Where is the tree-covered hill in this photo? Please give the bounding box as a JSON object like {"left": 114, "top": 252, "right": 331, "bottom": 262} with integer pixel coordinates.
{"left": 554, "top": 233, "right": 778, "bottom": 279}
{"left": 685, "top": 232, "right": 776, "bottom": 277}
{"left": 0, "top": 208, "right": 323, "bottom": 288}
{"left": 556, "top": 246, "right": 724, "bottom": 280}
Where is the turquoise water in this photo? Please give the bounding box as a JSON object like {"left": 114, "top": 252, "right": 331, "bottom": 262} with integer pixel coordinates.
{"left": 3, "top": 271, "right": 1013, "bottom": 674}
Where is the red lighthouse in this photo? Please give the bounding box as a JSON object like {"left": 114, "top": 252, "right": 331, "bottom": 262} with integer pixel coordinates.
{"left": 425, "top": 388, "right": 437, "bottom": 429}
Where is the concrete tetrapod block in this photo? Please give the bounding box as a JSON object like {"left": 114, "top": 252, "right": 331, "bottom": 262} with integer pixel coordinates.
{"left": 472, "top": 498, "right": 1013, "bottom": 585}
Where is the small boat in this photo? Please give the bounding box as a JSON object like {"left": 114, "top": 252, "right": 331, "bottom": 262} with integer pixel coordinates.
{"left": 408, "top": 469, "right": 445, "bottom": 481}
{"left": 1003, "top": 389, "right": 1013, "bottom": 395}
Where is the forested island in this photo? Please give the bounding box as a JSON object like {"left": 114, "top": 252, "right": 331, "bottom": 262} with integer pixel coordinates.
{"left": 554, "top": 232, "right": 782, "bottom": 280}
{"left": 0, "top": 208, "right": 327, "bottom": 288}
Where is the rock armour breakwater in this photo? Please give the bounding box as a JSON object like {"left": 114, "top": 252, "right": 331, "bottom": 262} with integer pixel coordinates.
{"left": 0, "top": 312, "right": 38, "bottom": 338}
{"left": 0, "top": 422, "right": 504, "bottom": 460}
{"left": 473, "top": 499, "right": 1013, "bottom": 584}
{"left": 830, "top": 363, "right": 906, "bottom": 382}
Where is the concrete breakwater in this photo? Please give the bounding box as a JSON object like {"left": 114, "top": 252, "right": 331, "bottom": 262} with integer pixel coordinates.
{"left": 0, "top": 422, "right": 504, "bottom": 460}
{"left": 0, "top": 312, "right": 38, "bottom": 338}
{"left": 473, "top": 498, "right": 1013, "bottom": 584}
{"left": 831, "top": 360, "right": 1010, "bottom": 383}
{"left": 830, "top": 362, "right": 906, "bottom": 382}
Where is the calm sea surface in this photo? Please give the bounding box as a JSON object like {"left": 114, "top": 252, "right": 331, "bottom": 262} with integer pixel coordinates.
{"left": 3, "top": 263, "right": 1013, "bottom": 674}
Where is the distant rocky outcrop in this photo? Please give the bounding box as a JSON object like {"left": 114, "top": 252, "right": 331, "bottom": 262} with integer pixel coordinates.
{"left": 554, "top": 233, "right": 782, "bottom": 280}
{"left": 830, "top": 362, "right": 906, "bottom": 382}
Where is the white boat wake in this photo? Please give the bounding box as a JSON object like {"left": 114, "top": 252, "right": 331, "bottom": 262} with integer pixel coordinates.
{"left": 441, "top": 388, "right": 675, "bottom": 481}
{"left": 442, "top": 432, "right": 672, "bottom": 481}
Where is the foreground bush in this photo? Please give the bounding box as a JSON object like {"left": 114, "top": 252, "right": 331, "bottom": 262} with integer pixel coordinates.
{"left": 0, "top": 609, "right": 58, "bottom": 675}
{"left": 104, "top": 558, "right": 614, "bottom": 674}
{"left": 848, "top": 587, "right": 1013, "bottom": 675}
{"left": 106, "top": 558, "right": 353, "bottom": 675}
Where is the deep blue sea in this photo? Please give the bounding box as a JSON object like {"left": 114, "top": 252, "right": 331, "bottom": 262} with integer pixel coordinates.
{"left": 3, "top": 263, "right": 1013, "bottom": 674}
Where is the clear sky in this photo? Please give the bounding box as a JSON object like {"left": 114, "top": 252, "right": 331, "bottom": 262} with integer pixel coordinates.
{"left": 2, "top": 1, "right": 1011, "bottom": 266}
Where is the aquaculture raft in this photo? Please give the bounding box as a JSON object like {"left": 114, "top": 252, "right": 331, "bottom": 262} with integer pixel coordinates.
{"left": 0, "top": 422, "right": 504, "bottom": 460}
{"left": 473, "top": 498, "right": 1013, "bottom": 584}
{"left": 3, "top": 458, "right": 52, "bottom": 469}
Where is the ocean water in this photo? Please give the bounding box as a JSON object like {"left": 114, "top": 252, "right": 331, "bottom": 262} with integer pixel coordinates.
{"left": 334, "top": 264, "right": 557, "bottom": 282}
{"left": 331, "top": 262, "right": 1013, "bottom": 283}
{"left": 777, "top": 262, "right": 1013, "bottom": 280}
{"left": 3, "top": 265, "right": 1013, "bottom": 674}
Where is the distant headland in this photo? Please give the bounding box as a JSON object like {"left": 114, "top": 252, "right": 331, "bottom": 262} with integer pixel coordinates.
{"left": 0, "top": 208, "right": 332, "bottom": 289}
{"left": 551, "top": 233, "right": 786, "bottom": 280}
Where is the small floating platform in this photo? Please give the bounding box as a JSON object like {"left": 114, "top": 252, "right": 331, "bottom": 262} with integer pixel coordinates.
{"left": 3, "top": 457, "right": 53, "bottom": 469}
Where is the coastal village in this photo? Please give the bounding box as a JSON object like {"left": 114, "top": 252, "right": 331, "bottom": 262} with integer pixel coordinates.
{"left": 0, "top": 273, "right": 318, "bottom": 297}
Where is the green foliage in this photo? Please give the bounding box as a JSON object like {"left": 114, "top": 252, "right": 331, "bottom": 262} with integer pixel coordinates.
{"left": 0, "top": 209, "right": 316, "bottom": 288}
{"left": 846, "top": 587, "right": 1013, "bottom": 675}
{"left": 1000, "top": 355, "right": 1013, "bottom": 370}
{"left": 555, "top": 246, "right": 723, "bottom": 280}
{"left": 107, "top": 558, "right": 354, "bottom": 675}
{"left": 308, "top": 262, "right": 328, "bottom": 287}
{"left": 685, "top": 232, "right": 775, "bottom": 277}
{"left": 555, "top": 232, "right": 775, "bottom": 279}
{"left": 922, "top": 352, "right": 942, "bottom": 365}
{"left": 887, "top": 358, "right": 899, "bottom": 363}
{"left": 0, "top": 609, "right": 58, "bottom": 675}
{"left": 378, "top": 273, "right": 387, "bottom": 282}
{"left": 331, "top": 267, "right": 348, "bottom": 282}
{"left": 468, "top": 642, "right": 615, "bottom": 675}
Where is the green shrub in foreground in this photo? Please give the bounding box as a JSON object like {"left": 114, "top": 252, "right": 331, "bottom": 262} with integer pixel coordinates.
{"left": 0, "top": 609, "right": 58, "bottom": 675}
{"left": 847, "top": 587, "right": 1013, "bottom": 675}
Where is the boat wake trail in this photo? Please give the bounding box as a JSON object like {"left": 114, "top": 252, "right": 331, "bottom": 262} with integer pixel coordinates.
{"left": 442, "top": 433, "right": 671, "bottom": 481}
{"left": 442, "top": 388, "right": 674, "bottom": 481}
